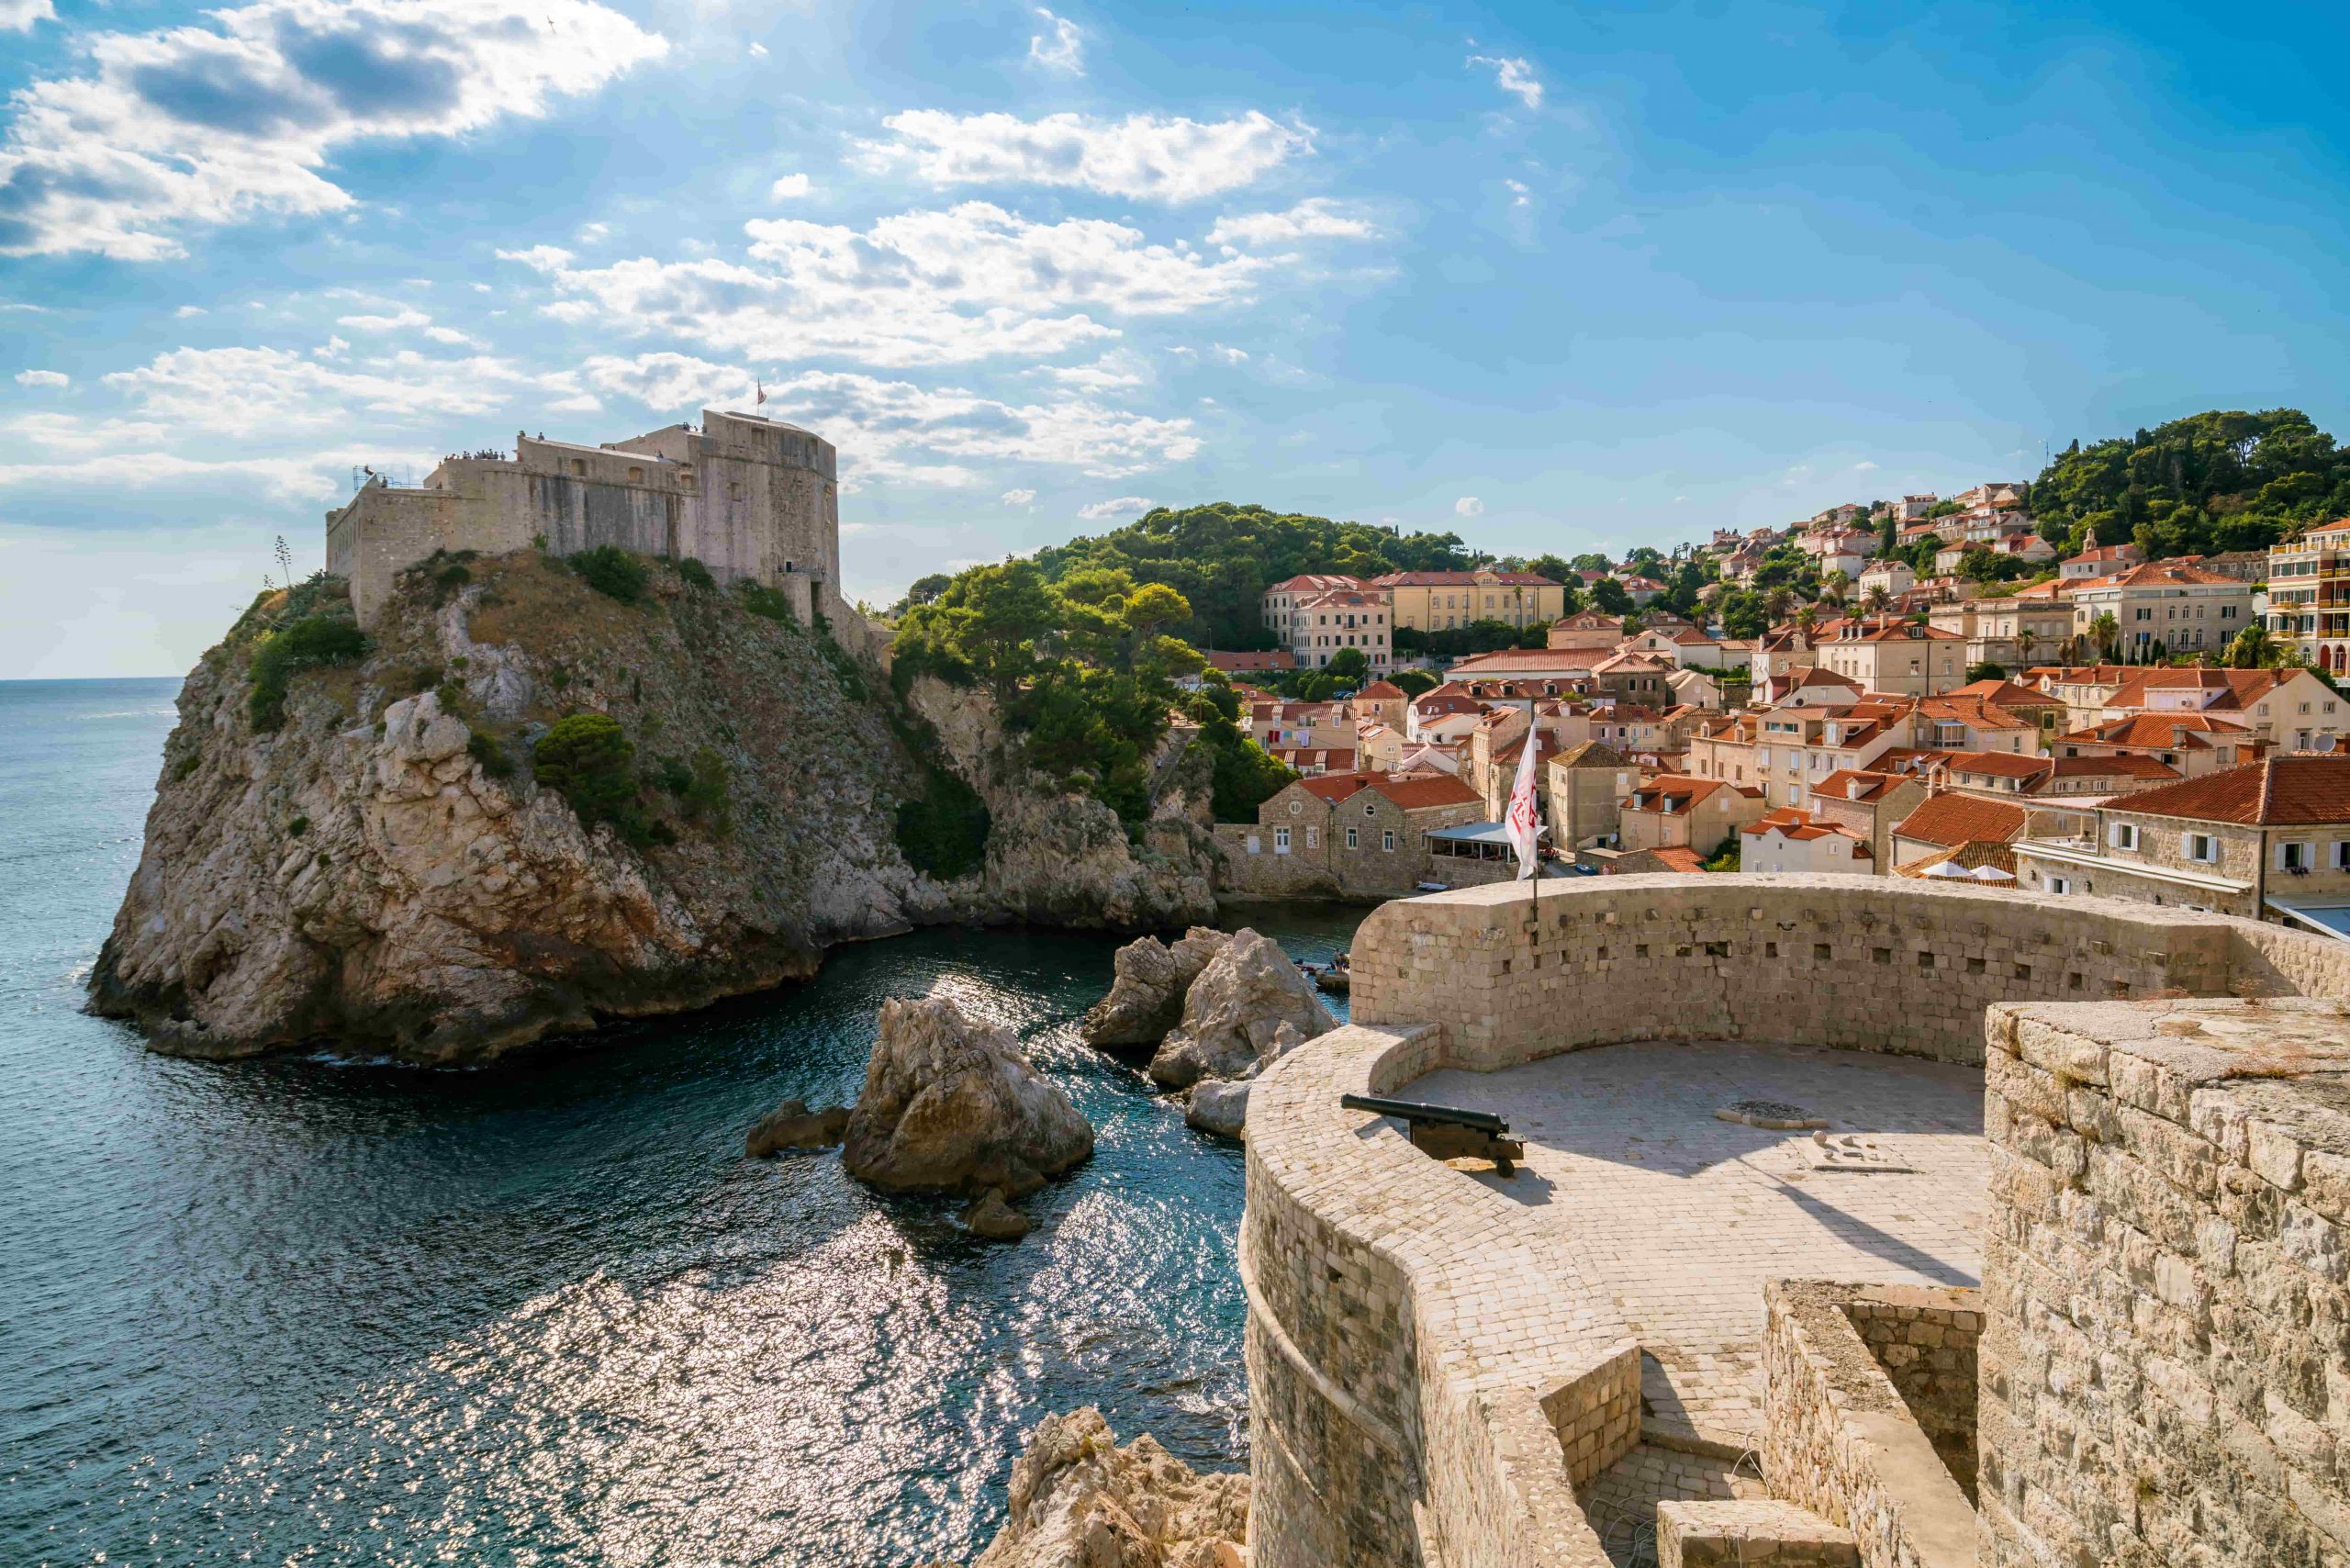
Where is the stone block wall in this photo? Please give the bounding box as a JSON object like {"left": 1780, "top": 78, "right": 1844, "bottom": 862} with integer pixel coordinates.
{"left": 1657, "top": 1499, "right": 1860, "bottom": 1567}
{"left": 1978, "top": 997, "right": 2350, "bottom": 1568}
{"left": 1762, "top": 1281, "right": 1980, "bottom": 1568}
{"left": 1839, "top": 1288, "right": 1980, "bottom": 1502}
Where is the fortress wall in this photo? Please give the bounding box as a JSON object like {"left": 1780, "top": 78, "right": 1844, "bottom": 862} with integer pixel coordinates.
{"left": 1247, "top": 876, "right": 2350, "bottom": 1568}
{"left": 1977, "top": 998, "right": 2350, "bottom": 1568}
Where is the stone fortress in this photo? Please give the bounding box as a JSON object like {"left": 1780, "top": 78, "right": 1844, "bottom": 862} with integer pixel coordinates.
{"left": 326, "top": 409, "right": 844, "bottom": 627}
{"left": 1246, "top": 873, "right": 2350, "bottom": 1567}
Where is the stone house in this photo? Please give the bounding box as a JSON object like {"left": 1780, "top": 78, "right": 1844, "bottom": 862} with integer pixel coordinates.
{"left": 1590, "top": 650, "right": 1678, "bottom": 704}
{"left": 1347, "top": 679, "right": 1409, "bottom": 731}
{"left": 1544, "top": 741, "right": 1634, "bottom": 854}
{"left": 2011, "top": 755, "right": 2350, "bottom": 925}
{"left": 1809, "top": 618, "right": 1967, "bottom": 696}
{"left": 1546, "top": 609, "right": 1626, "bottom": 650}
{"left": 1858, "top": 558, "right": 1916, "bottom": 599}
{"left": 1371, "top": 568, "right": 1566, "bottom": 633}
{"left": 1258, "top": 572, "right": 1371, "bottom": 638}
{"left": 1926, "top": 597, "right": 2073, "bottom": 670}
{"left": 1912, "top": 692, "right": 2039, "bottom": 755}
{"left": 2098, "top": 665, "right": 2344, "bottom": 754}
{"left": 1808, "top": 767, "right": 1930, "bottom": 870}
{"left": 1739, "top": 807, "right": 1872, "bottom": 874}
{"left": 1276, "top": 587, "right": 1393, "bottom": 671}
{"left": 1887, "top": 790, "right": 2029, "bottom": 871}
{"left": 1247, "top": 700, "right": 1351, "bottom": 750}
{"left": 2066, "top": 560, "right": 2250, "bottom": 657}
{"left": 1617, "top": 775, "right": 1766, "bottom": 855}
{"left": 2049, "top": 711, "right": 2262, "bottom": 778}
{"left": 2056, "top": 540, "right": 2142, "bottom": 582}
{"left": 1214, "top": 770, "right": 1486, "bottom": 900}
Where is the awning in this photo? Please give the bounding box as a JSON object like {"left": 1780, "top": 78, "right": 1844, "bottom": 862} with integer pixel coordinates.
{"left": 2265, "top": 898, "right": 2350, "bottom": 942}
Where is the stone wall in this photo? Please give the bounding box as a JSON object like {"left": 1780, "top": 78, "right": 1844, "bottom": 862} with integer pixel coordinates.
{"left": 1248, "top": 875, "right": 2350, "bottom": 1568}
{"left": 1978, "top": 996, "right": 2350, "bottom": 1568}
{"left": 1762, "top": 1280, "right": 1979, "bottom": 1568}
{"left": 1839, "top": 1288, "right": 1979, "bottom": 1502}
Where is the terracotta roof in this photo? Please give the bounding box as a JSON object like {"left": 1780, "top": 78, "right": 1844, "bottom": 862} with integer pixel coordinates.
{"left": 1643, "top": 846, "right": 1709, "bottom": 874}
{"left": 1816, "top": 768, "right": 1910, "bottom": 803}
{"left": 2060, "top": 713, "right": 2255, "bottom": 749}
{"left": 1893, "top": 791, "right": 2029, "bottom": 846}
{"left": 1355, "top": 680, "right": 1404, "bottom": 698}
{"left": 1265, "top": 574, "right": 1369, "bottom": 594}
{"left": 1742, "top": 807, "right": 1870, "bottom": 847}
{"left": 2047, "top": 754, "right": 2180, "bottom": 780}
{"left": 1270, "top": 746, "right": 1358, "bottom": 770}
{"left": 1447, "top": 648, "right": 1610, "bottom": 674}
{"left": 1942, "top": 750, "right": 2051, "bottom": 779}
{"left": 1918, "top": 696, "right": 2031, "bottom": 731}
{"left": 1203, "top": 649, "right": 1294, "bottom": 671}
{"left": 1366, "top": 772, "right": 1483, "bottom": 810}
{"left": 1949, "top": 679, "right": 2062, "bottom": 709}
{"left": 1551, "top": 741, "right": 1628, "bottom": 769}
{"left": 1370, "top": 570, "right": 1562, "bottom": 588}
{"left": 2102, "top": 756, "right": 2350, "bottom": 825}
{"left": 1895, "top": 840, "right": 2019, "bottom": 879}
{"left": 2074, "top": 561, "right": 2241, "bottom": 589}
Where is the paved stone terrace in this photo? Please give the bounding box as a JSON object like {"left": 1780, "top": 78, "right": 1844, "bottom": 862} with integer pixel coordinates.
{"left": 1411, "top": 1041, "right": 1987, "bottom": 1453}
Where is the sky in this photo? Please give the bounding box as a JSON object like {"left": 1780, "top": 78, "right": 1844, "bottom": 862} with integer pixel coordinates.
{"left": 3, "top": 0, "right": 2347, "bottom": 678}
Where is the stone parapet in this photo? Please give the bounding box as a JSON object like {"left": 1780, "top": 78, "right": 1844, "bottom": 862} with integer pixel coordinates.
{"left": 1657, "top": 1498, "right": 1860, "bottom": 1566}
{"left": 1761, "top": 1281, "right": 1978, "bottom": 1568}
{"left": 1977, "top": 996, "right": 2350, "bottom": 1568}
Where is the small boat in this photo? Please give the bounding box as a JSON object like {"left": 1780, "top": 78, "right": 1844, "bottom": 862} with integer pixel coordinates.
{"left": 1313, "top": 954, "right": 1351, "bottom": 996}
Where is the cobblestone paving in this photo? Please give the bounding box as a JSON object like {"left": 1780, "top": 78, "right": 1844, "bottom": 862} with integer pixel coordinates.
{"left": 1411, "top": 1041, "right": 1986, "bottom": 1452}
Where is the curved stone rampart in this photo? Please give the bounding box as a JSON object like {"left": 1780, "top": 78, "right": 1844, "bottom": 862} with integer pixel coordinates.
{"left": 1244, "top": 874, "right": 2350, "bottom": 1568}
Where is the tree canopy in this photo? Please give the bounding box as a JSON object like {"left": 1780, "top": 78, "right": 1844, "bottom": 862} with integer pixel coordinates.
{"left": 2030, "top": 409, "right": 2350, "bottom": 560}
{"left": 1033, "top": 501, "right": 1474, "bottom": 649}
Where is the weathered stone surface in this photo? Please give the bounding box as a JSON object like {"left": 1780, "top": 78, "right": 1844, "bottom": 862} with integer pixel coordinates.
{"left": 934, "top": 1406, "right": 1248, "bottom": 1568}
{"left": 89, "top": 560, "right": 1218, "bottom": 1064}
{"left": 961, "top": 1188, "right": 1032, "bottom": 1241}
{"left": 1183, "top": 1079, "right": 1249, "bottom": 1140}
{"left": 1080, "top": 927, "right": 1231, "bottom": 1048}
{"left": 843, "top": 995, "right": 1092, "bottom": 1198}
{"left": 744, "top": 1099, "right": 849, "bottom": 1157}
{"left": 1656, "top": 1498, "right": 1857, "bottom": 1566}
{"left": 1147, "top": 930, "right": 1334, "bottom": 1089}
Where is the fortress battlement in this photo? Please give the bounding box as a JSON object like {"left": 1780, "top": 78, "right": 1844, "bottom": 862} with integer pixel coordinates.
{"left": 326, "top": 409, "right": 840, "bottom": 625}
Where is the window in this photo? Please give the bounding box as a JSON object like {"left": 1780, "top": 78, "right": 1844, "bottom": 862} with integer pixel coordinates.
{"left": 1305, "top": 827, "right": 1318, "bottom": 849}
{"left": 2334, "top": 841, "right": 2350, "bottom": 871}
{"left": 1274, "top": 827, "right": 1292, "bottom": 854}
{"left": 2109, "top": 823, "right": 2140, "bottom": 851}
{"left": 1346, "top": 827, "right": 1359, "bottom": 849}
{"left": 1289, "top": 800, "right": 1303, "bottom": 815}
{"left": 1382, "top": 829, "right": 1395, "bottom": 851}
{"left": 2048, "top": 876, "right": 2072, "bottom": 894}
{"left": 2281, "top": 841, "right": 2313, "bottom": 871}
{"left": 1364, "top": 801, "right": 1377, "bottom": 817}
{"left": 2184, "top": 832, "right": 2217, "bottom": 864}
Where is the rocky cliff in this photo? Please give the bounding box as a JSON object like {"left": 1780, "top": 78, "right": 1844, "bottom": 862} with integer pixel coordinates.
{"left": 89, "top": 551, "right": 1218, "bottom": 1063}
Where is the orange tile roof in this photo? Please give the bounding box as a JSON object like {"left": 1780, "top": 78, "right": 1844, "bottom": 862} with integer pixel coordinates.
{"left": 1355, "top": 680, "right": 1404, "bottom": 698}
{"left": 1895, "top": 840, "right": 2019, "bottom": 879}
{"left": 1367, "top": 772, "right": 1484, "bottom": 810}
{"left": 1371, "top": 569, "right": 1562, "bottom": 587}
{"left": 1643, "top": 846, "right": 1710, "bottom": 874}
{"left": 1816, "top": 768, "right": 1909, "bottom": 803}
{"left": 1942, "top": 750, "right": 2051, "bottom": 779}
{"left": 2047, "top": 754, "right": 2180, "bottom": 780}
{"left": 1893, "top": 791, "right": 2029, "bottom": 846}
{"left": 2104, "top": 756, "right": 2350, "bottom": 825}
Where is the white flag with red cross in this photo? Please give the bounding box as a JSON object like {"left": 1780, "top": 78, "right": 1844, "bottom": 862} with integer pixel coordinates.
{"left": 1505, "top": 719, "right": 1542, "bottom": 879}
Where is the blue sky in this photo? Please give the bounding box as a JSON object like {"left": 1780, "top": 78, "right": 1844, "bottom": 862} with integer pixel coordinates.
{"left": 3, "top": 0, "right": 2346, "bottom": 677}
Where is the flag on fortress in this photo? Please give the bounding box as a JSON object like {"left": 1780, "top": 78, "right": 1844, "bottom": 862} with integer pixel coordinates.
{"left": 1505, "top": 722, "right": 1541, "bottom": 879}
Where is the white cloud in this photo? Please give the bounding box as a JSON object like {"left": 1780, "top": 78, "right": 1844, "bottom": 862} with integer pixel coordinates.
{"left": 5, "top": 411, "right": 172, "bottom": 454}
{"left": 0, "top": 446, "right": 405, "bottom": 504}
{"left": 1205, "top": 197, "right": 1375, "bottom": 247}
{"left": 1079, "top": 496, "right": 1152, "bottom": 521}
{"left": 1852, "top": 459, "right": 1880, "bottom": 472}
{"left": 747, "top": 41, "right": 768, "bottom": 58}
{"left": 1001, "top": 487, "right": 1037, "bottom": 507}
{"left": 1505, "top": 179, "right": 1530, "bottom": 207}
{"left": 0, "top": 0, "right": 668, "bottom": 260}
{"left": 1028, "top": 7, "right": 1084, "bottom": 73}
{"left": 579, "top": 353, "right": 1198, "bottom": 482}
{"left": 497, "top": 244, "right": 576, "bottom": 272}
{"left": 0, "top": 0, "right": 55, "bottom": 32}
{"left": 337, "top": 307, "right": 431, "bottom": 331}
{"left": 173, "top": 304, "right": 207, "bottom": 318}
{"left": 103, "top": 343, "right": 556, "bottom": 435}
{"left": 1039, "top": 348, "right": 1150, "bottom": 391}
{"left": 14, "top": 368, "right": 68, "bottom": 387}
{"left": 534, "top": 202, "right": 1268, "bottom": 368}
{"left": 421, "top": 325, "right": 478, "bottom": 347}
{"left": 768, "top": 173, "right": 812, "bottom": 200}
{"left": 576, "top": 220, "right": 610, "bottom": 242}
{"left": 1209, "top": 344, "right": 1250, "bottom": 364}
{"left": 856, "top": 110, "right": 1310, "bottom": 202}
{"left": 1455, "top": 496, "right": 1484, "bottom": 517}
{"left": 1469, "top": 53, "right": 1544, "bottom": 110}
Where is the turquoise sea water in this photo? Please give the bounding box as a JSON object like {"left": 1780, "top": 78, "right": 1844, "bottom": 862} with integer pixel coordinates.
{"left": 0, "top": 678, "right": 1363, "bottom": 1568}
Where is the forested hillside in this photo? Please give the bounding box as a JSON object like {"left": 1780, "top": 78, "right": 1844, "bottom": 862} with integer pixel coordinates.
{"left": 1031, "top": 502, "right": 1476, "bottom": 648}
{"left": 2031, "top": 409, "right": 2350, "bottom": 560}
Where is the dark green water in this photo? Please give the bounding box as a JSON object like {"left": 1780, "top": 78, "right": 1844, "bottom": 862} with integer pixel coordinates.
{"left": 0, "top": 678, "right": 1365, "bottom": 1567}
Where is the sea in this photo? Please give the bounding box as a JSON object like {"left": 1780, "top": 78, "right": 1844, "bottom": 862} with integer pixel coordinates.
{"left": 0, "top": 677, "right": 1365, "bottom": 1568}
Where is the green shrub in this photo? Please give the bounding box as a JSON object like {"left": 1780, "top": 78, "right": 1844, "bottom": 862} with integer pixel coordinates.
{"left": 249, "top": 614, "right": 367, "bottom": 731}
{"left": 286, "top": 815, "right": 309, "bottom": 837}
{"left": 171, "top": 750, "right": 202, "bottom": 781}
{"left": 466, "top": 733, "right": 513, "bottom": 778}
{"left": 681, "top": 747, "right": 731, "bottom": 832}
{"left": 570, "top": 545, "right": 649, "bottom": 604}
{"left": 895, "top": 766, "right": 991, "bottom": 879}
{"left": 737, "top": 579, "right": 799, "bottom": 625}
{"left": 532, "top": 713, "right": 643, "bottom": 839}
{"left": 651, "top": 755, "right": 694, "bottom": 795}
{"left": 676, "top": 556, "right": 717, "bottom": 592}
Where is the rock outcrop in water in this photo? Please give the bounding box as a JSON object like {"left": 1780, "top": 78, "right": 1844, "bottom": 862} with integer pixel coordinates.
{"left": 88, "top": 555, "right": 1218, "bottom": 1064}
{"left": 1146, "top": 930, "right": 1335, "bottom": 1091}
{"left": 920, "top": 1406, "right": 1248, "bottom": 1568}
{"left": 744, "top": 1099, "right": 851, "bottom": 1156}
{"left": 842, "top": 995, "right": 1092, "bottom": 1198}
{"left": 1079, "top": 927, "right": 1231, "bottom": 1048}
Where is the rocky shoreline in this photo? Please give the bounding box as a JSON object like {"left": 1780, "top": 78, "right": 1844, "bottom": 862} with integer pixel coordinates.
{"left": 88, "top": 554, "right": 1218, "bottom": 1064}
